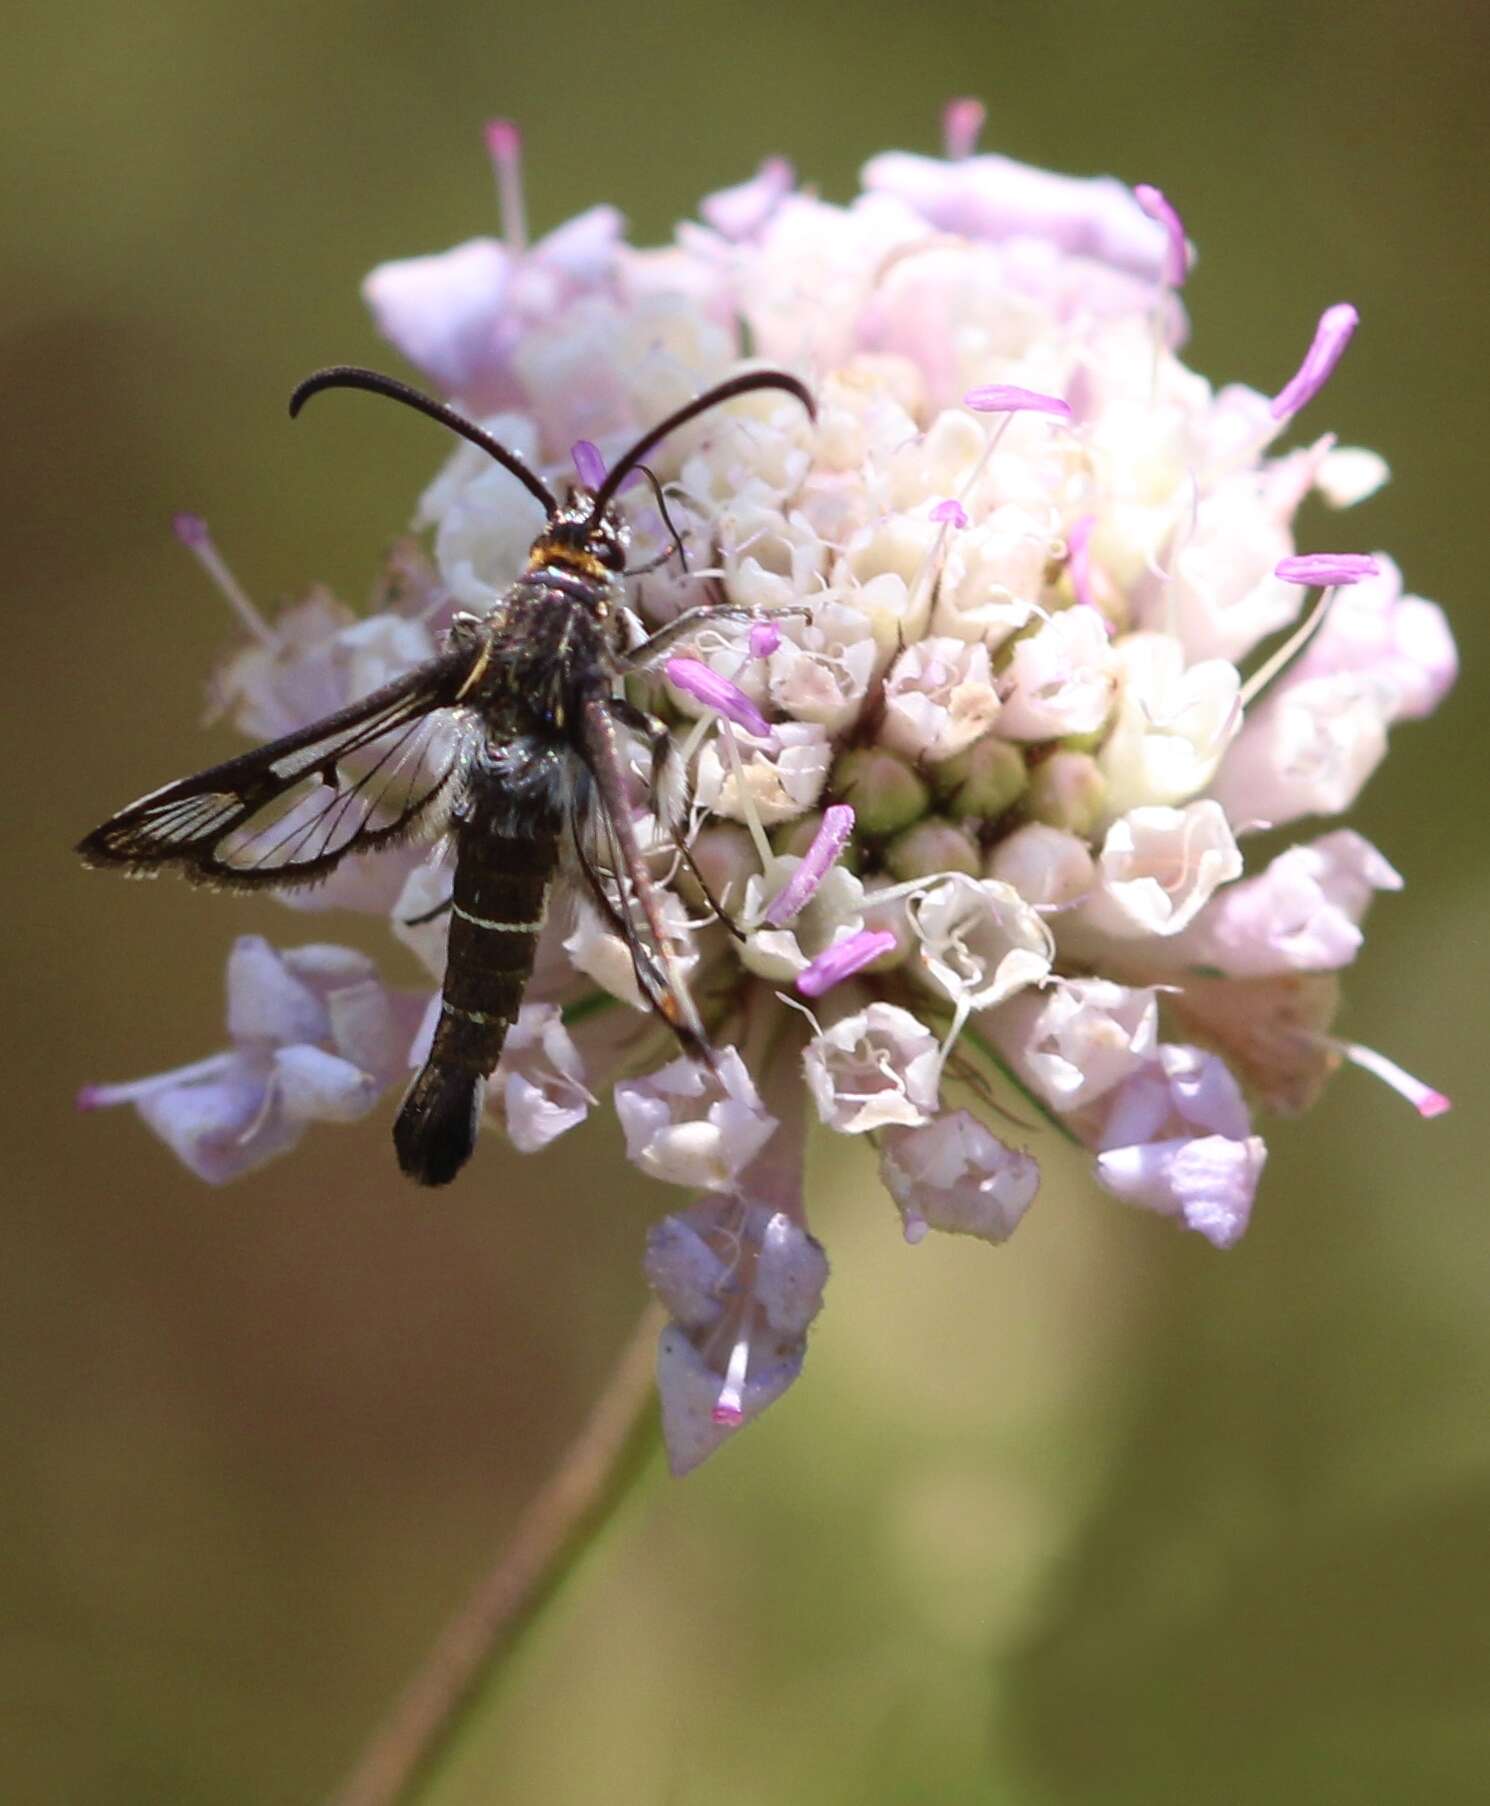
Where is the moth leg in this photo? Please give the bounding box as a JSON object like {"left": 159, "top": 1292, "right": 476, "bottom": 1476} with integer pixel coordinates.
{"left": 580, "top": 696, "right": 707, "bottom": 1050}
{"left": 607, "top": 696, "right": 745, "bottom": 942}
{"left": 617, "top": 601, "right": 809, "bottom": 674}
{"left": 606, "top": 697, "right": 682, "bottom": 825}
{"left": 568, "top": 811, "right": 673, "bottom": 1006}
{"left": 400, "top": 891, "right": 453, "bottom": 928}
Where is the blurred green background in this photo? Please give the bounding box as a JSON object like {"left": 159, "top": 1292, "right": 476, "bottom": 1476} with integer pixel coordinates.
{"left": 5, "top": 1, "right": 1487, "bottom": 1801}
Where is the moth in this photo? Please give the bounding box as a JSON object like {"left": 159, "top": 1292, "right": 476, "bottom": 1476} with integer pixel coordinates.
{"left": 77, "top": 364, "right": 815, "bottom": 1185}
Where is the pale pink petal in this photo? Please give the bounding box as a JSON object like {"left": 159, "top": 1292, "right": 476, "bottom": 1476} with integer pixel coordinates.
{"left": 616, "top": 1047, "right": 777, "bottom": 1191}
{"left": 133, "top": 1064, "right": 302, "bottom": 1186}
{"left": 863, "top": 151, "right": 1169, "bottom": 278}
{"left": 879, "top": 1112, "right": 1039, "bottom": 1245}
{"left": 362, "top": 238, "right": 512, "bottom": 396}
{"left": 272, "top": 1044, "right": 381, "bottom": 1123}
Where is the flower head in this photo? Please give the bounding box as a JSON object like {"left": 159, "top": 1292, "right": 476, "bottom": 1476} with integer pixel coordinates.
{"left": 88, "top": 109, "right": 1455, "bottom": 1472}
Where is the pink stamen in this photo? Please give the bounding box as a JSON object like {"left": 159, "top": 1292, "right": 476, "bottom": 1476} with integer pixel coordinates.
{"left": 1133, "top": 183, "right": 1190, "bottom": 288}
{"left": 711, "top": 1333, "right": 751, "bottom": 1425}
{"left": 76, "top": 1052, "right": 238, "bottom": 1111}
{"left": 1270, "top": 302, "right": 1359, "bottom": 420}
{"left": 942, "top": 97, "right": 985, "bottom": 160}
{"left": 172, "top": 513, "right": 274, "bottom": 646}
{"left": 764, "top": 803, "right": 856, "bottom": 926}
{"left": 484, "top": 117, "right": 528, "bottom": 253}
{"left": 1328, "top": 1037, "right": 1451, "bottom": 1118}
{"left": 1240, "top": 571, "right": 1356, "bottom": 706}
{"left": 930, "top": 498, "right": 968, "bottom": 528}
{"left": 571, "top": 439, "right": 606, "bottom": 490}
{"left": 1275, "top": 552, "right": 1380, "bottom": 588}
{"left": 748, "top": 620, "right": 782, "bottom": 658}
{"left": 963, "top": 384, "right": 1072, "bottom": 418}
{"left": 796, "top": 929, "right": 897, "bottom": 998}
{"left": 1067, "top": 513, "right": 1097, "bottom": 607}
{"left": 665, "top": 656, "right": 773, "bottom": 740}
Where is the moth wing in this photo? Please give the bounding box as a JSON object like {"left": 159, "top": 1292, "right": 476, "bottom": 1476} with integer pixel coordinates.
{"left": 569, "top": 700, "right": 706, "bottom": 1052}
{"left": 77, "top": 650, "right": 475, "bottom": 890}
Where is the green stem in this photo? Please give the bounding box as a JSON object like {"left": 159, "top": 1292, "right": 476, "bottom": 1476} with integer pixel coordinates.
{"left": 559, "top": 989, "right": 622, "bottom": 1030}
{"left": 327, "top": 1301, "right": 665, "bottom": 1806}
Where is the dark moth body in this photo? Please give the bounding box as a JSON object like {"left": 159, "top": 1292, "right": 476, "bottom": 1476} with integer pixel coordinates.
{"left": 396, "top": 568, "right": 608, "bottom": 1184}
{"left": 76, "top": 361, "right": 814, "bottom": 1188}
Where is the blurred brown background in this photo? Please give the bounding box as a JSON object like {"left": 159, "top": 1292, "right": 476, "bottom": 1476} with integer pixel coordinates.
{"left": 5, "top": 2, "right": 1487, "bottom": 1801}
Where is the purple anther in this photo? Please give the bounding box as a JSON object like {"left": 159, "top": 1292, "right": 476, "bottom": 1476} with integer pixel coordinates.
{"left": 963, "top": 384, "right": 1072, "bottom": 418}
{"left": 571, "top": 439, "right": 607, "bottom": 490}
{"left": 942, "top": 97, "right": 986, "bottom": 161}
{"left": 665, "top": 657, "right": 773, "bottom": 739}
{"left": 1275, "top": 553, "right": 1380, "bottom": 588}
{"left": 1133, "top": 183, "right": 1190, "bottom": 288}
{"left": 172, "top": 512, "right": 209, "bottom": 547}
{"left": 1270, "top": 303, "right": 1359, "bottom": 420}
{"left": 930, "top": 498, "right": 968, "bottom": 528}
{"left": 748, "top": 620, "right": 782, "bottom": 658}
{"left": 764, "top": 803, "right": 856, "bottom": 926}
{"left": 795, "top": 929, "right": 897, "bottom": 998}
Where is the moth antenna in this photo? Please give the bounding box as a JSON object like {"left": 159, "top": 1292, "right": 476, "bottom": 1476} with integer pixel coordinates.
{"left": 289, "top": 364, "right": 559, "bottom": 514}
{"left": 587, "top": 369, "right": 815, "bottom": 524}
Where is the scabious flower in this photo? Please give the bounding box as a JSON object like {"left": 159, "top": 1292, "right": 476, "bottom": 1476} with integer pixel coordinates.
{"left": 84, "top": 112, "right": 1455, "bottom": 1473}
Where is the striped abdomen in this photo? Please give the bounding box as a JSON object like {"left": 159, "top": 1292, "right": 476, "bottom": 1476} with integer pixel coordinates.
{"left": 394, "top": 824, "right": 558, "bottom": 1186}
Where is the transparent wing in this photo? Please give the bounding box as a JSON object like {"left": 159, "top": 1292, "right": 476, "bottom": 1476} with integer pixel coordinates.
{"left": 77, "top": 651, "right": 473, "bottom": 890}
{"left": 571, "top": 698, "right": 706, "bottom": 1051}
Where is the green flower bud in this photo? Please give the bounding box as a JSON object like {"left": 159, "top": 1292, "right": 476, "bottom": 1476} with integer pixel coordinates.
{"left": 832, "top": 746, "right": 931, "bottom": 835}
{"left": 883, "top": 816, "right": 981, "bottom": 882}
{"left": 930, "top": 732, "right": 1028, "bottom": 820}
{"left": 859, "top": 879, "right": 915, "bottom": 972}
{"left": 1025, "top": 750, "right": 1107, "bottom": 836}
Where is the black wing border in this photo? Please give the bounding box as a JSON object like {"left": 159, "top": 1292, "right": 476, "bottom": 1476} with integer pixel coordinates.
{"left": 76, "top": 648, "right": 475, "bottom": 892}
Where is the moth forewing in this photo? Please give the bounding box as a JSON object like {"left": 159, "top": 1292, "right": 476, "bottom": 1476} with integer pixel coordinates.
{"left": 76, "top": 650, "right": 475, "bottom": 890}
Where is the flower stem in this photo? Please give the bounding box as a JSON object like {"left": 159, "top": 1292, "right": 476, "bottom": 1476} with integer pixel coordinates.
{"left": 327, "top": 1301, "right": 666, "bottom": 1806}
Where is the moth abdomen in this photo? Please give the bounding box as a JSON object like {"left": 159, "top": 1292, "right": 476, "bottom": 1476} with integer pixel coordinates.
{"left": 394, "top": 1064, "right": 487, "bottom": 1187}
{"left": 395, "top": 821, "right": 558, "bottom": 1186}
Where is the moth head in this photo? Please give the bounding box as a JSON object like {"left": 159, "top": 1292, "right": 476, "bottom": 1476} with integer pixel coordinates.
{"left": 532, "top": 491, "right": 630, "bottom": 578}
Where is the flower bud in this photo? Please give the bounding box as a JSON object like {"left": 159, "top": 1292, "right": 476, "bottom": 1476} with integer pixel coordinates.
{"left": 832, "top": 745, "right": 930, "bottom": 834}
{"left": 1025, "top": 750, "right": 1106, "bottom": 835}
{"left": 859, "top": 879, "right": 916, "bottom": 971}
{"left": 884, "top": 815, "right": 981, "bottom": 881}
{"left": 985, "top": 823, "right": 1095, "bottom": 909}
{"left": 930, "top": 733, "right": 1028, "bottom": 818}
{"left": 673, "top": 823, "right": 761, "bottom": 916}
